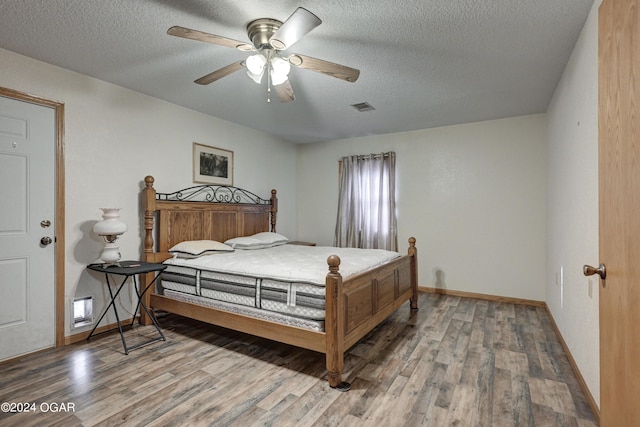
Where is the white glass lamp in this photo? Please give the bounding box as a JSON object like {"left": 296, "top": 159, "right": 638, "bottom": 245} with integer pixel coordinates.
{"left": 270, "top": 56, "right": 291, "bottom": 86}
{"left": 245, "top": 53, "right": 290, "bottom": 86}
{"left": 93, "top": 208, "right": 127, "bottom": 266}
{"left": 246, "top": 53, "right": 267, "bottom": 84}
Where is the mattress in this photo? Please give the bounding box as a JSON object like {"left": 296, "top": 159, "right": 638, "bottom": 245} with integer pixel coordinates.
{"left": 160, "top": 244, "right": 401, "bottom": 325}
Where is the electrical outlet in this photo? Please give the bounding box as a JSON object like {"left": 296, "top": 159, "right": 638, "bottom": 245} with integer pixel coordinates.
{"left": 560, "top": 266, "right": 564, "bottom": 308}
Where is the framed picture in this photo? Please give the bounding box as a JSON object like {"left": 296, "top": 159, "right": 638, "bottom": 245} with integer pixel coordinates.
{"left": 193, "top": 143, "right": 234, "bottom": 185}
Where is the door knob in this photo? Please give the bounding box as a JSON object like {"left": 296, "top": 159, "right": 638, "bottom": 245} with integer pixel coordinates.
{"left": 40, "top": 236, "right": 53, "bottom": 246}
{"left": 583, "top": 263, "right": 606, "bottom": 280}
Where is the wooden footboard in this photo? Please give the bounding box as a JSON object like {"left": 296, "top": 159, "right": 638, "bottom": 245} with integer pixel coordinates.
{"left": 325, "top": 238, "right": 418, "bottom": 390}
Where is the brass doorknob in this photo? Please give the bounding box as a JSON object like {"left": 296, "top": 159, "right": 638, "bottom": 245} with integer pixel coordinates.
{"left": 40, "top": 236, "right": 53, "bottom": 246}
{"left": 583, "top": 263, "right": 606, "bottom": 280}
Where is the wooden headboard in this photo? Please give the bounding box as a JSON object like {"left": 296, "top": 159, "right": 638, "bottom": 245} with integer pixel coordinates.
{"left": 142, "top": 175, "right": 277, "bottom": 263}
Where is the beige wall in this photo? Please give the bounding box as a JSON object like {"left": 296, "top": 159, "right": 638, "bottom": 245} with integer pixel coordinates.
{"left": 0, "top": 47, "right": 298, "bottom": 337}
{"left": 297, "top": 114, "right": 547, "bottom": 301}
{"left": 546, "top": 0, "right": 600, "bottom": 407}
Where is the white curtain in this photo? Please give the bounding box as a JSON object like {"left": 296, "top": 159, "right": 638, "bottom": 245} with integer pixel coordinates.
{"left": 334, "top": 152, "right": 398, "bottom": 251}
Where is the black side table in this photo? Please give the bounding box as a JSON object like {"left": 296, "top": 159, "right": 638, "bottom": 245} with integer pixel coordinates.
{"left": 86, "top": 260, "right": 167, "bottom": 354}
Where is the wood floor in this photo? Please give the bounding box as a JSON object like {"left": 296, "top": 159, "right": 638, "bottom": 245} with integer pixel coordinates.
{"left": 0, "top": 292, "right": 597, "bottom": 426}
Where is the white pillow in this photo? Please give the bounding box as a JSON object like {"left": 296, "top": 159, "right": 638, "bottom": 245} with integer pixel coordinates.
{"left": 251, "top": 232, "right": 289, "bottom": 245}
{"left": 225, "top": 232, "right": 288, "bottom": 250}
{"left": 169, "top": 240, "right": 234, "bottom": 258}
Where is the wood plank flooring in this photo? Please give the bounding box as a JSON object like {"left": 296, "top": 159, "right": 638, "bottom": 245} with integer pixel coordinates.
{"left": 0, "top": 293, "right": 598, "bottom": 426}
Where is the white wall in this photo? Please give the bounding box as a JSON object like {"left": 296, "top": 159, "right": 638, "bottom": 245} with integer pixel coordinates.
{"left": 0, "top": 48, "right": 298, "bottom": 337}
{"left": 546, "top": 0, "right": 600, "bottom": 407}
{"left": 298, "top": 114, "right": 547, "bottom": 301}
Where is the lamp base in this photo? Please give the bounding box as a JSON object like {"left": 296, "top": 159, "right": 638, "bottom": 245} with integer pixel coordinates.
{"left": 98, "top": 242, "right": 122, "bottom": 267}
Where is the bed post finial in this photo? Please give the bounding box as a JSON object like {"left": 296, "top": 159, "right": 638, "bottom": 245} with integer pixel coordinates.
{"left": 270, "top": 189, "right": 278, "bottom": 232}
{"left": 408, "top": 237, "right": 418, "bottom": 310}
{"left": 143, "top": 176, "right": 157, "bottom": 256}
{"left": 327, "top": 255, "right": 340, "bottom": 273}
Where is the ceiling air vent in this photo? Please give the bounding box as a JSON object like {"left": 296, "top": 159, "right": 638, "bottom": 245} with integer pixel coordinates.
{"left": 351, "top": 102, "right": 376, "bottom": 112}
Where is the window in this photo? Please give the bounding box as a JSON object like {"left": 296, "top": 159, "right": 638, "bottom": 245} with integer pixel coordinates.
{"left": 334, "top": 152, "right": 398, "bottom": 251}
{"left": 73, "top": 296, "right": 93, "bottom": 327}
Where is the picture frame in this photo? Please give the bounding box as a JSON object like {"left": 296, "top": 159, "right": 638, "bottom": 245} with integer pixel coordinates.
{"left": 193, "top": 142, "right": 234, "bottom": 185}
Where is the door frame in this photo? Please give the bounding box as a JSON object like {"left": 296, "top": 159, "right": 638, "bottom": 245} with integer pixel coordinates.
{"left": 0, "top": 86, "right": 65, "bottom": 348}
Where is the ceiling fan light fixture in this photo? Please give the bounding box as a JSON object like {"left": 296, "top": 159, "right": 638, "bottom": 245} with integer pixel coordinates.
{"left": 247, "top": 69, "right": 264, "bottom": 84}
{"left": 270, "top": 73, "right": 288, "bottom": 86}
{"left": 246, "top": 54, "right": 267, "bottom": 75}
{"left": 270, "top": 56, "right": 291, "bottom": 86}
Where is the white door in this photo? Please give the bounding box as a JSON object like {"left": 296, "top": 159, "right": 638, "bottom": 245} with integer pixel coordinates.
{"left": 0, "top": 95, "right": 56, "bottom": 361}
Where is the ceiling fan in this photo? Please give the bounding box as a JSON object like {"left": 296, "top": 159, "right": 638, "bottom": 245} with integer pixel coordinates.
{"left": 168, "top": 7, "right": 360, "bottom": 103}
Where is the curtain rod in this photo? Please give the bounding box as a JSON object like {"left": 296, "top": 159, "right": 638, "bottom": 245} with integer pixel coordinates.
{"left": 342, "top": 151, "right": 395, "bottom": 160}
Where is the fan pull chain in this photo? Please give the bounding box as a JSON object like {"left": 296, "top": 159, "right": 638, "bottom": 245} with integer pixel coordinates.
{"left": 267, "top": 65, "right": 272, "bottom": 103}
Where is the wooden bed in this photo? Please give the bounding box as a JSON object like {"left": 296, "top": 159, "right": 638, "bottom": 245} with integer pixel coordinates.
{"left": 140, "top": 175, "right": 418, "bottom": 390}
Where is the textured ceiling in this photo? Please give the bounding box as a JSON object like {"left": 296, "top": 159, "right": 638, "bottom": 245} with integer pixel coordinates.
{"left": 0, "top": 0, "right": 594, "bottom": 143}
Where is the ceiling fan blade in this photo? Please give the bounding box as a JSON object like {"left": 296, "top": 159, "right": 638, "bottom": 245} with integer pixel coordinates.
{"left": 269, "top": 8, "right": 321, "bottom": 50}
{"left": 288, "top": 54, "right": 360, "bottom": 83}
{"left": 194, "top": 61, "right": 245, "bottom": 85}
{"left": 274, "top": 79, "right": 295, "bottom": 102}
{"left": 168, "top": 26, "right": 254, "bottom": 51}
